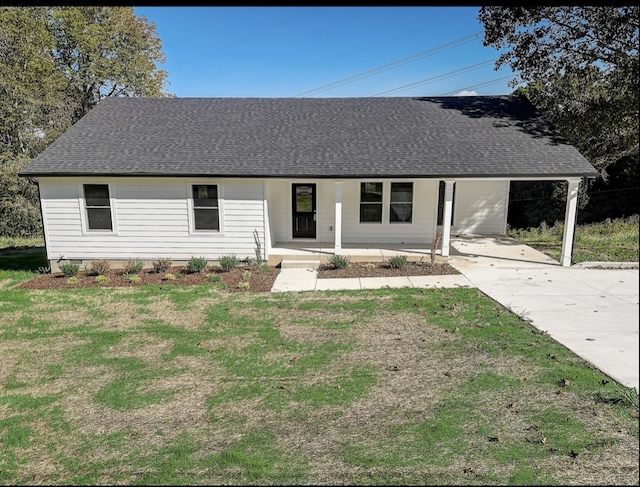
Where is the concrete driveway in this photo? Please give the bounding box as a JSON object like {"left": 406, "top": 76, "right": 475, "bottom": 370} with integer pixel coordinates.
{"left": 449, "top": 236, "right": 639, "bottom": 390}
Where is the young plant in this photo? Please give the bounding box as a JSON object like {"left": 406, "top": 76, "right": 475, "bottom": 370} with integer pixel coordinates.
{"left": 66, "top": 276, "right": 78, "bottom": 285}
{"left": 388, "top": 255, "right": 407, "bottom": 269}
{"left": 95, "top": 275, "right": 110, "bottom": 284}
{"left": 207, "top": 273, "right": 221, "bottom": 283}
{"left": 123, "top": 258, "right": 144, "bottom": 274}
{"left": 219, "top": 254, "right": 239, "bottom": 272}
{"left": 431, "top": 230, "right": 442, "bottom": 264}
{"left": 122, "top": 273, "right": 141, "bottom": 283}
{"left": 237, "top": 281, "right": 250, "bottom": 290}
{"left": 328, "top": 254, "right": 350, "bottom": 269}
{"left": 163, "top": 273, "right": 176, "bottom": 281}
{"left": 253, "top": 229, "right": 264, "bottom": 266}
{"left": 153, "top": 257, "right": 173, "bottom": 273}
{"left": 187, "top": 256, "right": 208, "bottom": 274}
{"left": 242, "top": 270, "right": 252, "bottom": 281}
{"left": 59, "top": 262, "right": 80, "bottom": 277}
{"left": 88, "top": 259, "right": 111, "bottom": 276}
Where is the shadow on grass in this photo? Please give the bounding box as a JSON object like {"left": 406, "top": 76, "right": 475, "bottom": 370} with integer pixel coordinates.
{"left": 0, "top": 246, "right": 48, "bottom": 272}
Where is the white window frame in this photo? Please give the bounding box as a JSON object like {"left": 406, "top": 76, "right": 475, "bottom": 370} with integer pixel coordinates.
{"left": 358, "top": 181, "right": 384, "bottom": 224}
{"left": 187, "top": 180, "right": 225, "bottom": 235}
{"left": 78, "top": 179, "right": 118, "bottom": 235}
{"left": 389, "top": 181, "right": 414, "bottom": 224}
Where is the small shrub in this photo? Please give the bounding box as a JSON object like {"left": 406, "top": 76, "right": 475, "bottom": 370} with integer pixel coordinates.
{"left": 242, "top": 270, "right": 252, "bottom": 280}
{"left": 122, "top": 273, "right": 141, "bottom": 283}
{"left": 59, "top": 262, "right": 80, "bottom": 277}
{"left": 388, "top": 255, "right": 407, "bottom": 269}
{"left": 237, "top": 281, "right": 250, "bottom": 290}
{"left": 66, "top": 276, "right": 78, "bottom": 285}
{"left": 362, "top": 262, "right": 375, "bottom": 270}
{"left": 253, "top": 229, "right": 264, "bottom": 266}
{"left": 153, "top": 257, "right": 173, "bottom": 273}
{"left": 219, "top": 254, "right": 239, "bottom": 272}
{"left": 163, "top": 273, "right": 176, "bottom": 281}
{"left": 123, "top": 258, "right": 144, "bottom": 274}
{"left": 207, "top": 273, "right": 221, "bottom": 283}
{"left": 431, "top": 230, "right": 442, "bottom": 264}
{"left": 255, "top": 263, "right": 272, "bottom": 274}
{"left": 88, "top": 259, "right": 111, "bottom": 276}
{"left": 328, "top": 254, "right": 350, "bottom": 269}
{"left": 95, "top": 275, "right": 110, "bottom": 284}
{"left": 187, "top": 256, "right": 208, "bottom": 274}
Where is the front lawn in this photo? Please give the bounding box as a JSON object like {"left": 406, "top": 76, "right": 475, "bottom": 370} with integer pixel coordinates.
{"left": 0, "top": 272, "right": 637, "bottom": 485}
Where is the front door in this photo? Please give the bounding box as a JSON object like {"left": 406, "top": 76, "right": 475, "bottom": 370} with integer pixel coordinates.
{"left": 292, "top": 183, "right": 316, "bottom": 239}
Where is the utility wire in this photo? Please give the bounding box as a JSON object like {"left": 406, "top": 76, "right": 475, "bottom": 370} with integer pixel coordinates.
{"left": 370, "top": 59, "right": 497, "bottom": 96}
{"left": 439, "top": 75, "right": 516, "bottom": 96}
{"left": 293, "top": 32, "right": 483, "bottom": 97}
{"left": 216, "top": 10, "right": 472, "bottom": 96}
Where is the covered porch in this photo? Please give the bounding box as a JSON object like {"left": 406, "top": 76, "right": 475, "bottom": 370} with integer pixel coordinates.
{"left": 266, "top": 178, "right": 582, "bottom": 268}
{"left": 267, "top": 241, "right": 444, "bottom": 268}
{"left": 267, "top": 234, "right": 562, "bottom": 269}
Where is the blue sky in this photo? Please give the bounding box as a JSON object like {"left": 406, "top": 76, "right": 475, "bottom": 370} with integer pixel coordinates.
{"left": 133, "top": 6, "right": 520, "bottom": 98}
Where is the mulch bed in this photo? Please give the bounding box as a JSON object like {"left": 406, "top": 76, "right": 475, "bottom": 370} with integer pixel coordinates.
{"left": 317, "top": 261, "right": 460, "bottom": 279}
{"left": 16, "top": 265, "right": 281, "bottom": 293}
{"left": 16, "top": 261, "right": 461, "bottom": 292}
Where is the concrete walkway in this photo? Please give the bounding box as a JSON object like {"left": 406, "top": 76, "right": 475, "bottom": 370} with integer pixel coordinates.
{"left": 271, "top": 268, "right": 474, "bottom": 292}
{"left": 270, "top": 236, "right": 639, "bottom": 390}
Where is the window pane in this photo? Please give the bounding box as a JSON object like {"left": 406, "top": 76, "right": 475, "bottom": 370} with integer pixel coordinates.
{"left": 360, "top": 182, "right": 383, "bottom": 202}
{"left": 84, "top": 184, "right": 110, "bottom": 207}
{"left": 194, "top": 208, "right": 219, "bottom": 230}
{"left": 295, "top": 186, "right": 313, "bottom": 212}
{"left": 390, "top": 203, "right": 412, "bottom": 223}
{"left": 391, "top": 182, "right": 413, "bottom": 203}
{"left": 193, "top": 185, "right": 218, "bottom": 208}
{"left": 360, "top": 203, "right": 382, "bottom": 223}
{"left": 87, "top": 208, "right": 112, "bottom": 230}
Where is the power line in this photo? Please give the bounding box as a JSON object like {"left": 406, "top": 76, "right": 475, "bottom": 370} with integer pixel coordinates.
{"left": 439, "top": 75, "right": 516, "bottom": 96}
{"left": 293, "top": 32, "right": 483, "bottom": 97}
{"left": 215, "top": 10, "right": 472, "bottom": 96}
{"left": 370, "top": 59, "right": 497, "bottom": 97}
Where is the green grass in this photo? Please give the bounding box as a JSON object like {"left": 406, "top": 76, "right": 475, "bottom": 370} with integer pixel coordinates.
{"left": 508, "top": 215, "right": 639, "bottom": 263}
{"left": 0, "top": 235, "right": 47, "bottom": 273}
{"left": 0, "top": 275, "right": 637, "bottom": 485}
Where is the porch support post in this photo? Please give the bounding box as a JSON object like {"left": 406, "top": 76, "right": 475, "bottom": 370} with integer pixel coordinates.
{"left": 334, "top": 181, "right": 343, "bottom": 255}
{"left": 441, "top": 180, "right": 455, "bottom": 257}
{"left": 560, "top": 178, "right": 581, "bottom": 267}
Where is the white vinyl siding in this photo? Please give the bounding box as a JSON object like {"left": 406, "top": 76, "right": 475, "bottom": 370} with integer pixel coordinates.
{"left": 451, "top": 180, "right": 509, "bottom": 235}
{"left": 39, "top": 177, "right": 265, "bottom": 261}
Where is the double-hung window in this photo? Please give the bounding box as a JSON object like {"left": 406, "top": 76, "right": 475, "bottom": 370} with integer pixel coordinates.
{"left": 359, "top": 182, "right": 383, "bottom": 223}
{"left": 192, "top": 184, "right": 219, "bottom": 230}
{"left": 389, "top": 182, "right": 413, "bottom": 223}
{"left": 83, "top": 184, "right": 112, "bottom": 230}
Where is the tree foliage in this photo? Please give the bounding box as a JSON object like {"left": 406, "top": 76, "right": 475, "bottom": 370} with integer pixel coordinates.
{"left": 479, "top": 6, "right": 639, "bottom": 227}
{"left": 0, "top": 6, "right": 171, "bottom": 237}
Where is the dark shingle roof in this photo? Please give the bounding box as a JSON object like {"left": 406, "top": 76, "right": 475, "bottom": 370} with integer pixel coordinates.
{"left": 20, "top": 95, "right": 597, "bottom": 178}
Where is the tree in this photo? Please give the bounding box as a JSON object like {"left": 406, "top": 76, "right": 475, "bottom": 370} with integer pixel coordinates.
{"left": 478, "top": 7, "right": 639, "bottom": 226}
{"left": 0, "top": 6, "right": 171, "bottom": 238}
